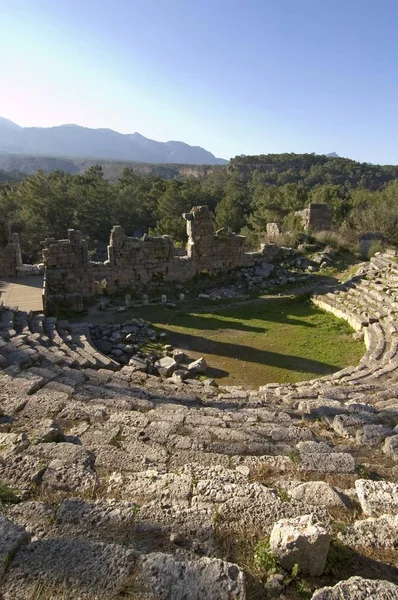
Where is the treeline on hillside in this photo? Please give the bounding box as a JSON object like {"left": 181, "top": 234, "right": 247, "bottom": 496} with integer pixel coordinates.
{"left": 2, "top": 153, "right": 398, "bottom": 262}
{"left": 0, "top": 168, "right": 24, "bottom": 185}
{"left": 228, "top": 153, "right": 398, "bottom": 190}
{"left": 0, "top": 152, "right": 220, "bottom": 182}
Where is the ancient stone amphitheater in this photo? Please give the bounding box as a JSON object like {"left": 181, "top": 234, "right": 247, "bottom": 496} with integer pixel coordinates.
{"left": 1, "top": 252, "right": 398, "bottom": 599}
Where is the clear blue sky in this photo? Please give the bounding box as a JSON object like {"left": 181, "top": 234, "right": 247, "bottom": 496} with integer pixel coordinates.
{"left": 1, "top": 0, "right": 398, "bottom": 163}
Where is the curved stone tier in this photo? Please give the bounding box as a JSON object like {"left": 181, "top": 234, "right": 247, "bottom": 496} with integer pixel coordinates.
{"left": 1, "top": 253, "right": 398, "bottom": 599}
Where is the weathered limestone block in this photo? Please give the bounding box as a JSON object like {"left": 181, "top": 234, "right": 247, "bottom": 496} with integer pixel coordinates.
{"left": 290, "top": 481, "right": 350, "bottom": 508}
{"left": 187, "top": 357, "right": 208, "bottom": 374}
{"left": 137, "top": 553, "right": 246, "bottom": 600}
{"left": 155, "top": 356, "right": 178, "bottom": 377}
{"left": 384, "top": 434, "right": 398, "bottom": 460}
{"left": 266, "top": 222, "right": 281, "bottom": 241}
{"left": 355, "top": 479, "right": 398, "bottom": 515}
{"left": 0, "top": 514, "right": 29, "bottom": 578}
{"left": 2, "top": 538, "right": 136, "bottom": 599}
{"left": 270, "top": 514, "right": 330, "bottom": 576}
{"left": 296, "top": 203, "right": 330, "bottom": 232}
{"left": 338, "top": 514, "right": 398, "bottom": 549}
{"left": 311, "top": 576, "right": 398, "bottom": 599}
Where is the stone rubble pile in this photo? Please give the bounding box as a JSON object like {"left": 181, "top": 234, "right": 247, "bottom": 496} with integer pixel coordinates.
{"left": 90, "top": 320, "right": 210, "bottom": 383}
{"left": 90, "top": 320, "right": 158, "bottom": 364}
{"left": 198, "top": 286, "right": 248, "bottom": 301}
{"left": 1, "top": 252, "right": 398, "bottom": 597}
{"left": 278, "top": 246, "right": 337, "bottom": 275}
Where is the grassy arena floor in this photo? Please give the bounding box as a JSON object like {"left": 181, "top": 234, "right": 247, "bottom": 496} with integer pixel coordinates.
{"left": 131, "top": 294, "right": 365, "bottom": 388}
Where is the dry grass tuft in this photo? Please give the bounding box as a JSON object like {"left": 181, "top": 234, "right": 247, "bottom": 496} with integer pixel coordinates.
{"left": 29, "top": 581, "right": 69, "bottom": 600}
{"left": 313, "top": 231, "right": 352, "bottom": 252}
{"left": 28, "top": 571, "right": 151, "bottom": 600}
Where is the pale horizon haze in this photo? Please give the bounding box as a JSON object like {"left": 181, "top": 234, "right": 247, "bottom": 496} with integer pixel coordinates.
{"left": 1, "top": 0, "right": 398, "bottom": 163}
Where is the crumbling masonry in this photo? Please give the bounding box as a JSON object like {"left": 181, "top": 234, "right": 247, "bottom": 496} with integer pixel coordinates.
{"left": 41, "top": 205, "right": 279, "bottom": 313}
{"left": 0, "top": 217, "right": 22, "bottom": 277}
{"left": 296, "top": 203, "right": 330, "bottom": 232}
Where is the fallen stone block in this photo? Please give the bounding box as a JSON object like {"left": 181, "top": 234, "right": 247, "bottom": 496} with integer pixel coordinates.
{"left": 155, "top": 356, "right": 179, "bottom": 377}
{"left": 187, "top": 357, "right": 207, "bottom": 375}
{"left": 29, "top": 418, "right": 64, "bottom": 444}
{"left": 129, "top": 356, "right": 148, "bottom": 371}
{"left": 290, "top": 481, "right": 350, "bottom": 508}
{"left": 270, "top": 513, "right": 330, "bottom": 577}
{"left": 172, "top": 369, "right": 189, "bottom": 383}
{"left": 355, "top": 479, "right": 398, "bottom": 515}
{"left": 356, "top": 424, "right": 393, "bottom": 446}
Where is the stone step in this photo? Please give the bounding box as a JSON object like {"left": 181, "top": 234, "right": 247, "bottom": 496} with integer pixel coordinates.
{"left": 13, "top": 310, "right": 30, "bottom": 334}
{"left": 68, "top": 325, "right": 120, "bottom": 371}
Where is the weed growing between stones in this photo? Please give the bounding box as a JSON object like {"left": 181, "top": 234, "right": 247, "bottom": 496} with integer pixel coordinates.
{"left": 357, "top": 463, "right": 371, "bottom": 479}
{"left": 287, "top": 449, "right": 301, "bottom": 465}
{"left": 277, "top": 487, "right": 291, "bottom": 502}
{"left": 214, "top": 526, "right": 314, "bottom": 599}
{"left": 0, "top": 483, "right": 20, "bottom": 505}
{"left": 253, "top": 537, "right": 279, "bottom": 576}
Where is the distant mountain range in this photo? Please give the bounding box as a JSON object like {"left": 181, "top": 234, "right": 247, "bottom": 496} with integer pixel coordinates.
{"left": 0, "top": 117, "right": 227, "bottom": 165}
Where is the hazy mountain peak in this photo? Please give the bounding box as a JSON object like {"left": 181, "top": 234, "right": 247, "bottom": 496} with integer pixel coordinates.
{"left": 0, "top": 117, "right": 22, "bottom": 129}
{"left": 326, "top": 152, "right": 340, "bottom": 158}
{"left": 0, "top": 117, "right": 227, "bottom": 165}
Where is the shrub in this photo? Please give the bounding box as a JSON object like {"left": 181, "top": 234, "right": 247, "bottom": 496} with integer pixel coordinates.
{"left": 366, "top": 239, "right": 385, "bottom": 258}
{"left": 314, "top": 230, "right": 352, "bottom": 251}
{"left": 253, "top": 538, "right": 280, "bottom": 577}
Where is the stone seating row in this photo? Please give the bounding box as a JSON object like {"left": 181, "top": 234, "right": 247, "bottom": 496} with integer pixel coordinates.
{"left": 0, "top": 305, "right": 119, "bottom": 372}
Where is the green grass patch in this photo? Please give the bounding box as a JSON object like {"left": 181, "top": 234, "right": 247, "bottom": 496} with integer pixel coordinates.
{"left": 129, "top": 294, "right": 365, "bottom": 388}
{"left": 311, "top": 251, "right": 363, "bottom": 281}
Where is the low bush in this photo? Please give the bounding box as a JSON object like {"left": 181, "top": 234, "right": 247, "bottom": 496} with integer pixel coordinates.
{"left": 314, "top": 230, "right": 352, "bottom": 252}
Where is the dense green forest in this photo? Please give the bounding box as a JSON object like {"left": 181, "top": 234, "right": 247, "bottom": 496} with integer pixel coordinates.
{"left": 1, "top": 153, "right": 398, "bottom": 261}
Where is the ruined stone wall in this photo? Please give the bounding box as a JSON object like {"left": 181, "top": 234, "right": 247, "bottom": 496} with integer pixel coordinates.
{"left": 185, "top": 205, "right": 248, "bottom": 270}
{"left": 266, "top": 223, "right": 281, "bottom": 242}
{"left": 359, "top": 232, "right": 384, "bottom": 258}
{"left": 42, "top": 206, "right": 280, "bottom": 313}
{"left": 42, "top": 229, "right": 95, "bottom": 313}
{"left": 296, "top": 203, "right": 330, "bottom": 232}
{"left": 91, "top": 226, "right": 194, "bottom": 294}
{"left": 185, "top": 205, "right": 215, "bottom": 260}
{"left": 0, "top": 218, "right": 20, "bottom": 277}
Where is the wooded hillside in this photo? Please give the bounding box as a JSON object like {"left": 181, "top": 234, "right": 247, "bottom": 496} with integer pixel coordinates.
{"left": 1, "top": 153, "right": 398, "bottom": 260}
